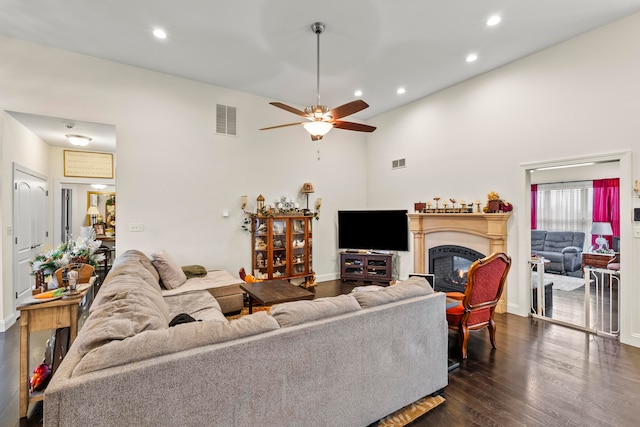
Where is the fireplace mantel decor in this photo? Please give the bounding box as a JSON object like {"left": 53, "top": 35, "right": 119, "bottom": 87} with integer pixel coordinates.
{"left": 408, "top": 212, "right": 511, "bottom": 313}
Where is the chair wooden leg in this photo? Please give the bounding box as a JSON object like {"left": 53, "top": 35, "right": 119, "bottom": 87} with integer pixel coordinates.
{"left": 459, "top": 325, "right": 469, "bottom": 359}
{"left": 488, "top": 318, "right": 497, "bottom": 349}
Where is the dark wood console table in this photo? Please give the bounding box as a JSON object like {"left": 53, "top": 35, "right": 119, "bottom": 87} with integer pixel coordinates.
{"left": 581, "top": 252, "right": 618, "bottom": 270}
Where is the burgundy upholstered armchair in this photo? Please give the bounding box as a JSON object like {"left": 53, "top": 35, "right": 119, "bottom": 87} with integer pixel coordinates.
{"left": 446, "top": 252, "right": 512, "bottom": 359}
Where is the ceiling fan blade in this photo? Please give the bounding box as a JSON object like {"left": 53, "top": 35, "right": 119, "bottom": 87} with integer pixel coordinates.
{"left": 269, "top": 102, "right": 309, "bottom": 118}
{"left": 260, "top": 122, "right": 304, "bottom": 130}
{"left": 328, "top": 100, "right": 369, "bottom": 120}
{"left": 332, "top": 121, "right": 377, "bottom": 132}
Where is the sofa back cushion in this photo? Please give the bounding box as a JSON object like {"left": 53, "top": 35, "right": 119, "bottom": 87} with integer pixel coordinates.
{"left": 74, "top": 285, "right": 171, "bottom": 360}
{"left": 270, "top": 294, "right": 361, "bottom": 327}
{"left": 110, "top": 249, "right": 160, "bottom": 284}
{"left": 531, "top": 230, "right": 547, "bottom": 251}
{"left": 72, "top": 312, "right": 280, "bottom": 376}
{"left": 352, "top": 276, "right": 433, "bottom": 308}
{"left": 543, "top": 231, "right": 584, "bottom": 252}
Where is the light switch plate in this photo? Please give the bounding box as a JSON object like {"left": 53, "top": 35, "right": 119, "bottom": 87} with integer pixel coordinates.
{"left": 129, "top": 223, "right": 144, "bottom": 232}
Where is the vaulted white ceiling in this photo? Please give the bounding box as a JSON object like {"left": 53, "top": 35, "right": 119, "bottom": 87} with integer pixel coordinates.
{"left": 2, "top": 0, "right": 640, "bottom": 147}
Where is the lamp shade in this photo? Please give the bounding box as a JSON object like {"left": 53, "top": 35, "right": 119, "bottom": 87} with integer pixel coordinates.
{"left": 301, "top": 183, "right": 315, "bottom": 194}
{"left": 87, "top": 206, "right": 100, "bottom": 216}
{"left": 591, "top": 222, "right": 613, "bottom": 236}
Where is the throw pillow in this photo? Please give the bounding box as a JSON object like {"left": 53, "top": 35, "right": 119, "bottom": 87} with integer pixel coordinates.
{"left": 181, "top": 264, "right": 208, "bottom": 278}
{"left": 151, "top": 251, "right": 188, "bottom": 290}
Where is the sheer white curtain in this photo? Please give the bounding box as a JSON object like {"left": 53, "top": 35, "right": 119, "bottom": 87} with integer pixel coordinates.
{"left": 536, "top": 181, "right": 592, "bottom": 237}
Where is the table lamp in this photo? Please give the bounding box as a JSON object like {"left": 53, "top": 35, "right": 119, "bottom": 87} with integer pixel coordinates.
{"left": 87, "top": 206, "right": 100, "bottom": 226}
{"left": 591, "top": 222, "right": 613, "bottom": 251}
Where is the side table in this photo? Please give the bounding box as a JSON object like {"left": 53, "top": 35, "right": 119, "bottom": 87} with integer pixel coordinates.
{"left": 581, "top": 252, "right": 618, "bottom": 270}
{"left": 17, "top": 285, "right": 90, "bottom": 418}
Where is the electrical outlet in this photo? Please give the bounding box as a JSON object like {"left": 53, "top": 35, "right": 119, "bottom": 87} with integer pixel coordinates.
{"left": 634, "top": 228, "right": 640, "bottom": 238}
{"left": 129, "top": 223, "right": 144, "bottom": 232}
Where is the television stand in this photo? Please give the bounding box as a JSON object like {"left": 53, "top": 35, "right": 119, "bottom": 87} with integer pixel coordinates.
{"left": 340, "top": 252, "right": 394, "bottom": 283}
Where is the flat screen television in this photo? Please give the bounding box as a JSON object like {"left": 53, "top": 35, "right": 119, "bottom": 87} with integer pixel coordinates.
{"left": 338, "top": 210, "right": 409, "bottom": 252}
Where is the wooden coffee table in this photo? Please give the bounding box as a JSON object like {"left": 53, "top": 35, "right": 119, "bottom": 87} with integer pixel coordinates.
{"left": 240, "top": 279, "right": 314, "bottom": 313}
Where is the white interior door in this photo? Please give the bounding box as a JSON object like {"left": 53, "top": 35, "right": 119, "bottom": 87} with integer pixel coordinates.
{"left": 13, "top": 167, "right": 48, "bottom": 302}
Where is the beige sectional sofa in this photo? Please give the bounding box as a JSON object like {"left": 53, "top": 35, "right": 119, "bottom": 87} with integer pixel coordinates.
{"left": 44, "top": 249, "right": 448, "bottom": 426}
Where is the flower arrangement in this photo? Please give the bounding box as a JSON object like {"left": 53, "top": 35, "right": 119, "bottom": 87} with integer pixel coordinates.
{"left": 483, "top": 191, "right": 514, "bottom": 213}
{"left": 30, "top": 227, "right": 105, "bottom": 276}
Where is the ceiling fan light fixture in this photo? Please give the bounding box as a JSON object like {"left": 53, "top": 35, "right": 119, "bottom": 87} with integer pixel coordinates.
{"left": 303, "top": 121, "right": 333, "bottom": 137}
{"left": 65, "top": 134, "right": 92, "bottom": 146}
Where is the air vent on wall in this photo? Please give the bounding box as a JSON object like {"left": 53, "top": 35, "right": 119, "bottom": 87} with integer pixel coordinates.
{"left": 392, "top": 158, "right": 406, "bottom": 169}
{"left": 216, "top": 104, "right": 237, "bottom": 136}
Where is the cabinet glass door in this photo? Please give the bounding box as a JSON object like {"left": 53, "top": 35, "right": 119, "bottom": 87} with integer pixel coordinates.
{"left": 291, "top": 219, "right": 307, "bottom": 276}
{"left": 253, "top": 218, "right": 269, "bottom": 279}
{"left": 272, "top": 219, "right": 287, "bottom": 278}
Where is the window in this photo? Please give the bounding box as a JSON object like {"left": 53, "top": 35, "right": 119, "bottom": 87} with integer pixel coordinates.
{"left": 535, "top": 181, "right": 593, "bottom": 237}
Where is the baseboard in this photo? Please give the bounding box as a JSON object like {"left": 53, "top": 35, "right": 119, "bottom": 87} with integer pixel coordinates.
{"left": 0, "top": 312, "right": 18, "bottom": 332}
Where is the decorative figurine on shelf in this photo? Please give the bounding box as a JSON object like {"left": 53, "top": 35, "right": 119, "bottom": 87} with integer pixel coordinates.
{"left": 256, "top": 194, "right": 265, "bottom": 213}
{"left": 486, "top": 191, "right": 502, "bottom": 213}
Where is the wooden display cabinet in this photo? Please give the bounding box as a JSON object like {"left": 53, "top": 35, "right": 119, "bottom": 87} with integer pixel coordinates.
{"left": 251, "top": 215, "right": 314, "bottom": 286}
{"left": 340, "top": 252, "right": 394, "bottom": 284}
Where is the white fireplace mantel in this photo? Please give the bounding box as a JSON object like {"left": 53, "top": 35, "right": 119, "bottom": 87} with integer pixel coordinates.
{"left": 408, "top": 212, "right": 511, "bottom": 312}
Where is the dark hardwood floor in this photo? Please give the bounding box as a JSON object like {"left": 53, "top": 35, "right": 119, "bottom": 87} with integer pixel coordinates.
{"left": 2, "top": 279, "right": 639, "bottom": 426}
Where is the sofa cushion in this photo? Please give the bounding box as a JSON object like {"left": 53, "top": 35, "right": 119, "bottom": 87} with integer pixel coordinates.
{"left": 352, "top": 276, "right": 433, "bottom": 308}
{"left": 542, "top": 232, "right": 578, "bottom": 252}
{"left": 152, "top": 250, "right": 188, "bottom": 289}
{"left": 111, "top": 249, "right": 160, "bottom": 284}
{"left": 270, "top": 294, "right": 362, "bottom": 327}
{"left": 71, "top": 312, "right": 280, "bottom": 376}
{"left": 164, "top": 290, "right": 227, "bottom": 323}
{"left": 73, "top": 286, "right": 171, "bottom": 360}
{"left": 531, "top": 230, "right": 547, "bottom": 252}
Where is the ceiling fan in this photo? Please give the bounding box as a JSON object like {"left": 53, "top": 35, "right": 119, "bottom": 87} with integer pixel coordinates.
{"left": 260, "top": 22, "right": 376, "bottom": 141}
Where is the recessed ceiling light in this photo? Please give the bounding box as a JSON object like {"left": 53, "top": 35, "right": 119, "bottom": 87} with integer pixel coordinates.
{"left": 396, "top": 87, "right": 406, "bottom": 95}
{"left": 487, "top": 15, "right": 502, "bottom": 27}
{"left": 466, "top": 54, "right": 478, "bottom": 63}
{"left": 153, "top": 28, "right": 167, "bottom": 39}
{"left": 354, "top": 90, "right": 363, "bottom": 97}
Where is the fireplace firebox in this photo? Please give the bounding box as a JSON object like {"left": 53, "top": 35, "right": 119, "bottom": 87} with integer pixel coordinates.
{"left": 429, "top": 245, "right": 484, "bottom": 293}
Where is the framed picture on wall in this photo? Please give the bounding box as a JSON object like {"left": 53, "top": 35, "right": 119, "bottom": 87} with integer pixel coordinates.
{"left": 64, "top": 150, "right": 114, "bottom": 178}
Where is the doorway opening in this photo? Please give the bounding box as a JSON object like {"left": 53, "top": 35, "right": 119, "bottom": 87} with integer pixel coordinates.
{"left": 520, "top": 152, "right": 630, "bottom": 338}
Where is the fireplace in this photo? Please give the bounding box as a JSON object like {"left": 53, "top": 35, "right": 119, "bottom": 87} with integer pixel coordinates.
{"left": 408, "top": 212, "right": 511, "bottom": 312}
{"left": 429, "top": 245, "right": 485, "bottom": 293}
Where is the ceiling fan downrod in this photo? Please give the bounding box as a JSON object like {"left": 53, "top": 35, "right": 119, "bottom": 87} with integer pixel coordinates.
{"left": 311, "top": 22, "right": 325, "bottom": 108}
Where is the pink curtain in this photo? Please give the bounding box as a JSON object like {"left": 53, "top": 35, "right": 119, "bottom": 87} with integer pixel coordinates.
{"left": 592, "top": 178, "right": 620, "bottom": 247}
{"left": 531, "top": 184, "right": 537, "bottom": 230}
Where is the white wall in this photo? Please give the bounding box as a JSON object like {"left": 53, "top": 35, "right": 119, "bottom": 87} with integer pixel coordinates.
{"left": 0, "top": 35, "right": 368, "bottom": 329}
{"left": 366, "top": 13, "right": 640, "bottom": 347}
{"left": 2, "top": 13, "right": 639, "bottom": 347}
{"left": 0, "top": 113, "right": 52, "bottom": 329}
